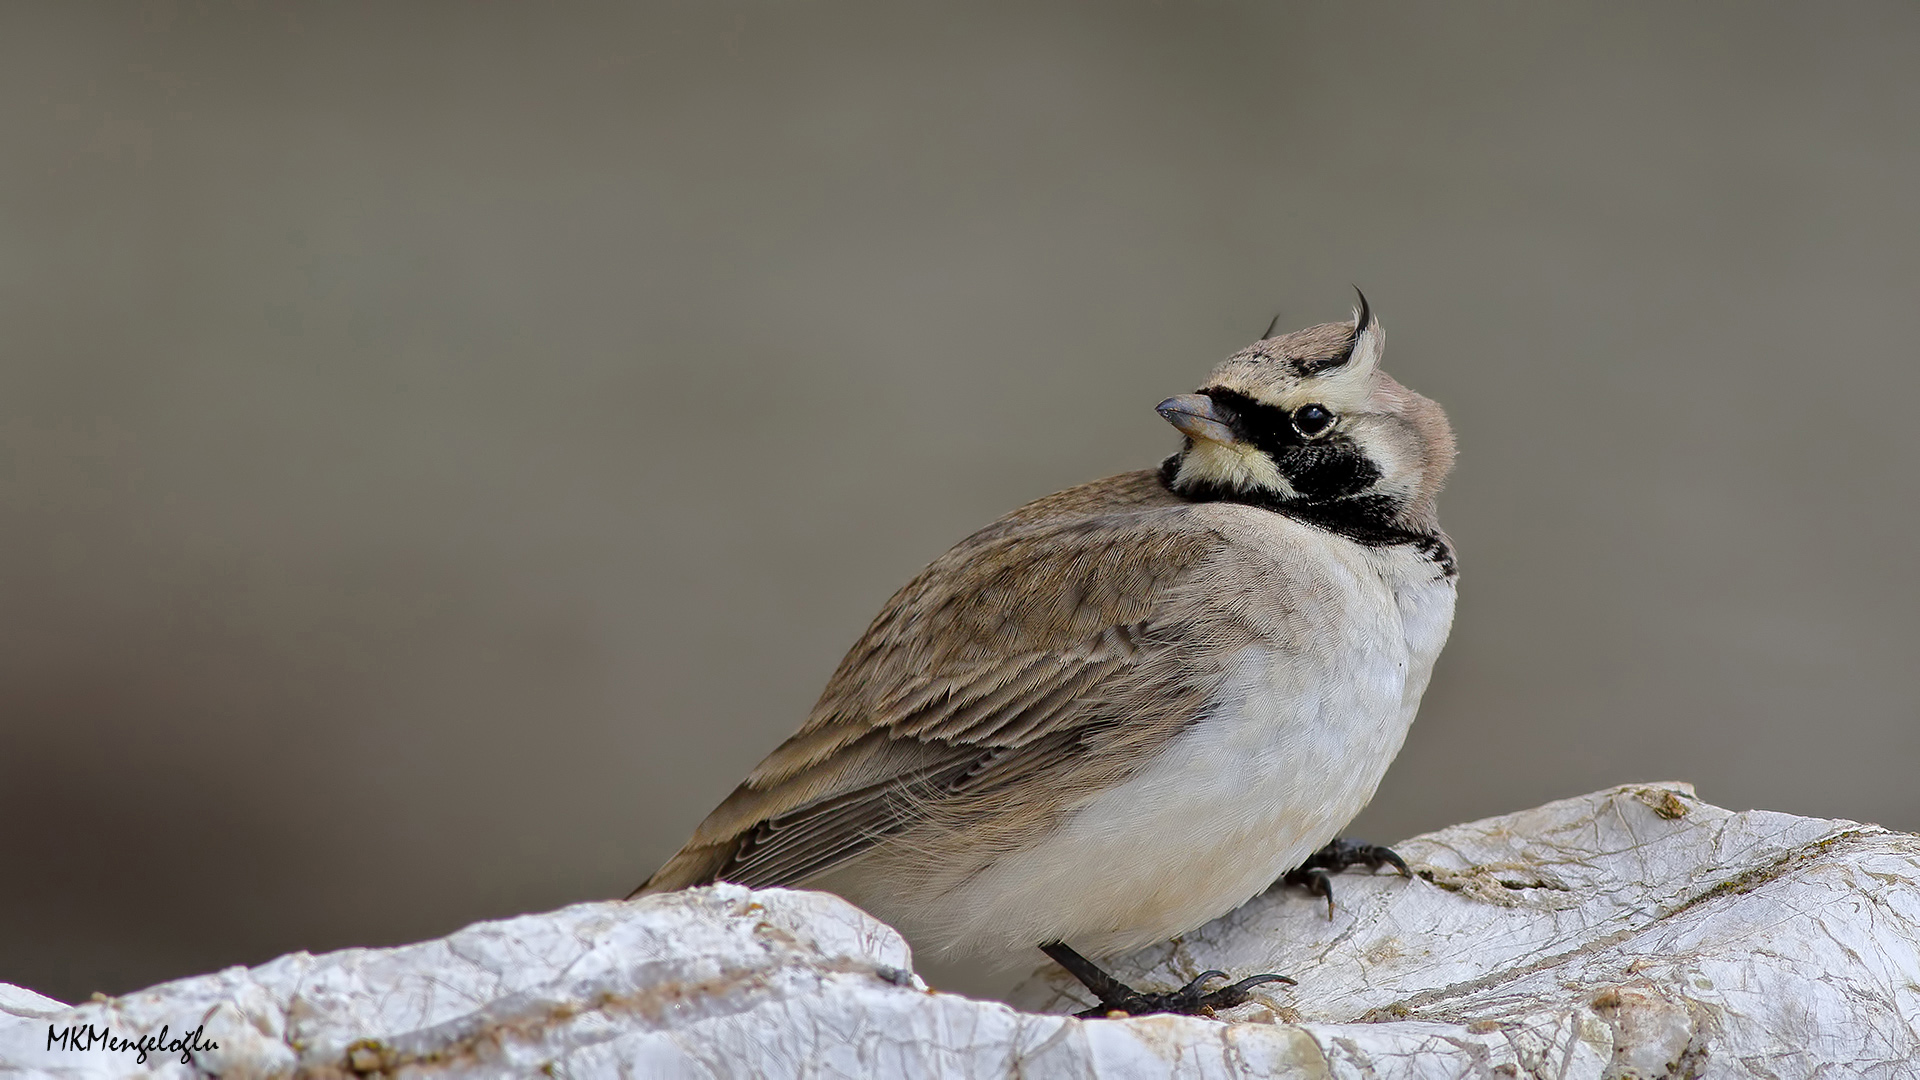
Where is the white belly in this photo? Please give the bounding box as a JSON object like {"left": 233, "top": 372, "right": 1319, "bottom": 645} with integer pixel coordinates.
{"left": 920, "top": 536, "right": 1455, "bottom": 959}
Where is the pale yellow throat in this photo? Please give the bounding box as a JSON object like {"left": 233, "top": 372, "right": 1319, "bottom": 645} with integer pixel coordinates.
{"left": 1172, "top": 440, "right": 1297, "bottom": 498}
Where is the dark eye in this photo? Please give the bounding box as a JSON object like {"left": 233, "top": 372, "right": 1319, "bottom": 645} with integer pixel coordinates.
{"left": 1291, "top": 403, "right": 1335, "bottom": 438}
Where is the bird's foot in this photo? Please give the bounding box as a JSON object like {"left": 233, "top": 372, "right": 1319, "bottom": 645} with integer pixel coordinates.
{"left": 1279, "top": 838, "right": 1411, "bottom": 918}
{"left": 1040, "top": 942, "right": 1293, "bottom": 1019}
{"left": 1067, "top": 969, "right": 1295, "bottom": 1020}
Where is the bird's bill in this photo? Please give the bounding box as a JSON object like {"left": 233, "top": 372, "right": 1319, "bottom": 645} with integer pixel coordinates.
{"left": 1156, "top": 394, "right": 1238, "bottom": 444}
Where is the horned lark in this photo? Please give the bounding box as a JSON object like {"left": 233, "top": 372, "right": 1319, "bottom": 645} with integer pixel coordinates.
{"left": 636, "top": 294, "right": 1457, "bottom": 1016}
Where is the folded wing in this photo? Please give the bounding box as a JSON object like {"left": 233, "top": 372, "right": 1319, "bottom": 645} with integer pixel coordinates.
{"left": 635, "top": 503, "right": 1232, "bottom": 895}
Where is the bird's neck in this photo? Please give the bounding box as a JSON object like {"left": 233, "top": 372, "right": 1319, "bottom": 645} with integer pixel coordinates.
{"left": 1157, "top": 454, "right": 1453, "bottom": 574}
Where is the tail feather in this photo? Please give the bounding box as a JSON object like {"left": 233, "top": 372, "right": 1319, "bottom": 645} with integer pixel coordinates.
{"left": 626, "top": 844, "right": 730, "bottom": 899}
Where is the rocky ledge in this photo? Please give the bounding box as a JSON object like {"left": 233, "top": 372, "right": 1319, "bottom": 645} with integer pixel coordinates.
{"left": 4, "top": 783, "right": 1917, "bottom": 1078}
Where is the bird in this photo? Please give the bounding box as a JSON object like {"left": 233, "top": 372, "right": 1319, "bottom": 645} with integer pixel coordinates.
{"left": 634, "top": 293, "right": 1457, "bottom": 1017}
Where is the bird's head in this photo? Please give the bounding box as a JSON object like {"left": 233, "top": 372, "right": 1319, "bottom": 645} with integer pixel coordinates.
{"left": 1159, "top": 293, "right": 1455, "bottom": 533}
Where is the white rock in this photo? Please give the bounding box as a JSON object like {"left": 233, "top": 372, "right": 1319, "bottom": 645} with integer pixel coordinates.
{"left": 3, "top": 784, "right": 1916, "bottom": 1078}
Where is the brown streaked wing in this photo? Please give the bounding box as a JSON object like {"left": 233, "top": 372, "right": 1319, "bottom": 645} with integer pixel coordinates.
{"left": 634, "top": 497, "right": 1225, "bottom": 895}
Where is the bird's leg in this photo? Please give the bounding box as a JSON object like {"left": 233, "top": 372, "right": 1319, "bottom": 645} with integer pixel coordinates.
{"left": 1039, "top": 941, "right": 1293, "bottom": 1019}
{"left": 1278, "top": 838, "right": 1411, "bottom": 918}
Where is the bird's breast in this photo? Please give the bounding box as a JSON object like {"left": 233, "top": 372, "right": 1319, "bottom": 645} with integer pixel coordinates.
{"left": 924, "top": 530, "right": 1455, "bottom": 958}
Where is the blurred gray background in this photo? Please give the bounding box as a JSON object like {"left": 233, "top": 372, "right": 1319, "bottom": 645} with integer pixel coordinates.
{"left": 4, "top": 1, "right": 1917, "bottom": 1005}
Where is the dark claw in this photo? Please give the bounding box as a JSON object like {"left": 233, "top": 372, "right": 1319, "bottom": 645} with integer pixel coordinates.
{"left": 1195, "top": 972, "right": 1296, "bottom": 1011}
{"left": 1308, "top": 838, "right": 1411, "bottom": 876}
{"left": 1176, "top": 970, "right": 1231, "bottom": 995}
{"left": 1283, "top": 865, "right": 1336, "bottom": 919}
{"left": 1277, "top": 838, "right": 1412, "bottom": 918}
{"left": 1041, "top": 942, "right": 1294, "bottom": 1019}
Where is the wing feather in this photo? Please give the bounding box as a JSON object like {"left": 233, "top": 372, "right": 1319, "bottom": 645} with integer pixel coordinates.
{"left": 637, "top": 474, "right": 1231, "bottom": 895}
